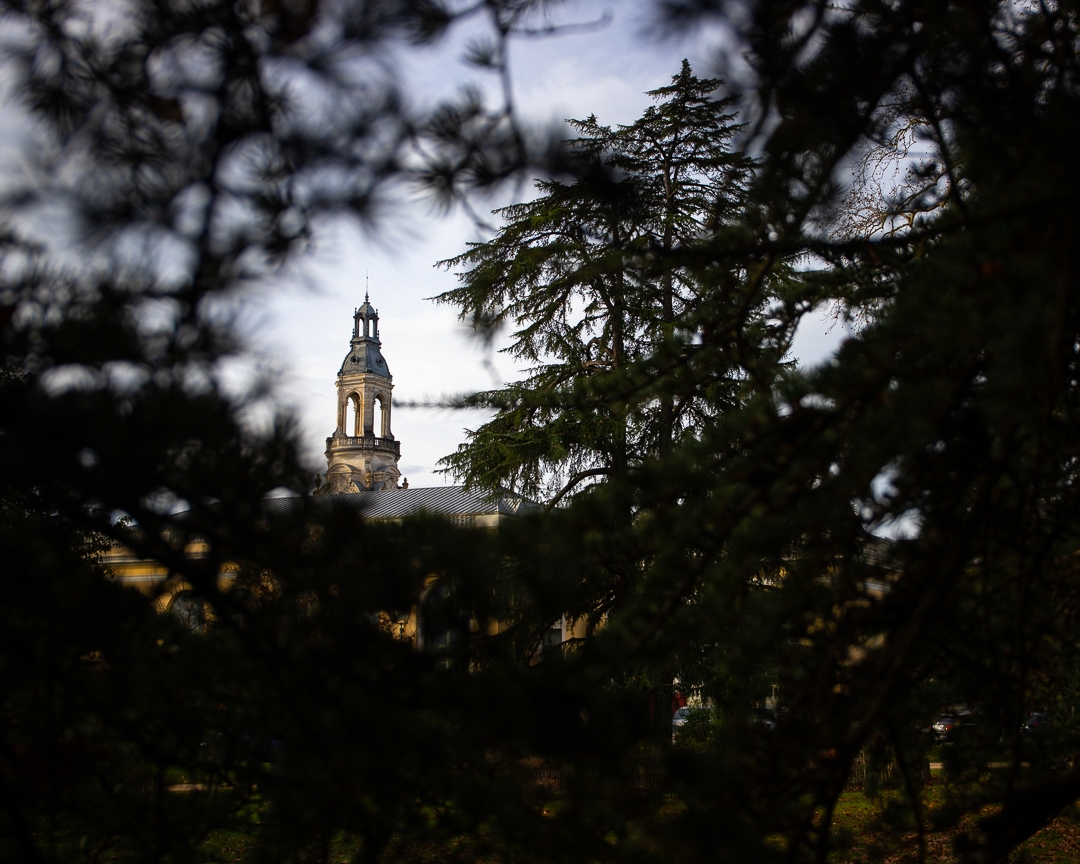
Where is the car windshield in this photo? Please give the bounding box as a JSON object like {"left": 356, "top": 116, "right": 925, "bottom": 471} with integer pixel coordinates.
{"left": 674, "top": 708, "right": 691, "bottom": 720}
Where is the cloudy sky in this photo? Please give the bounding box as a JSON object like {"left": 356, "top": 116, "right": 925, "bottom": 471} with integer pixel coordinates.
{"left": 0, "top": 0, "right": 847, "bottom": 491}
{"left": 236, "top": 1, "right": 849, "bottom": 490}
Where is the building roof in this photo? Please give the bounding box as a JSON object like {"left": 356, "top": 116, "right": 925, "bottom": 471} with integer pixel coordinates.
{"left": 264, "top": 486, "right": 540, "bottom": 520}
{"left": 339, "top": 341, "right": 391, "bottom": 377}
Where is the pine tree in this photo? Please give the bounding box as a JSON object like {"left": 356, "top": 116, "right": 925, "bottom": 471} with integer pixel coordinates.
{"left": 434, "top": 62, "right": 764, "bottom": 504}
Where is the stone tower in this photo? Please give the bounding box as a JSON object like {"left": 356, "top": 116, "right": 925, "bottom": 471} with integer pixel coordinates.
{"left": 319, "top": 293, "right": 401, "bottom": 494}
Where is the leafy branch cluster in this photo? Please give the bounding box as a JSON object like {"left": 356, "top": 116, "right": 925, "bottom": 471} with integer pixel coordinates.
{"left": 3, "top": 1, "right": 1080, "bottom": 863}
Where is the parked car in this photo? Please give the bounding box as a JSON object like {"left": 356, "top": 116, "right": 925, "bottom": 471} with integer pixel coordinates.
{"left": 931, "top": 713, "right": 980, "bottom": 744}
{"left": 672, "top": 705, "right": 714, "bottom": 742}
{"left": 750, "top": 706, "right": 778, "bottom": 732}
{"left": 1021, "top": 712, "right": 1051, "bottom": 734}
{"left": 672, "top": 706, "right": 693, "bottom": 741}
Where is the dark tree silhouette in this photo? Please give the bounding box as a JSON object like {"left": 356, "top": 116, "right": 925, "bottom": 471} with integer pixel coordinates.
{"left": 3, "top": 1, "right": 1080, "bottom": 863}
{"left": 434, "top": 61, "right": 768, "bottom": 504}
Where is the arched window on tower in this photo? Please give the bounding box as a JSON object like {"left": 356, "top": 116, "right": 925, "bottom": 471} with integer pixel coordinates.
{"left": 346, "top": 393, "right": 361, "bottom": 437}
{"left": 374, "top": 394, "right": 386, "bottom": 439}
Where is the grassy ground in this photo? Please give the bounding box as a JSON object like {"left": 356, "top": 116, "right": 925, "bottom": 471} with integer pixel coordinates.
{"left": 829, "top": 785, "right": 1080, "bottom": 864}
{"left": 186, "top": 764, "right": 1080, "bottom": 863}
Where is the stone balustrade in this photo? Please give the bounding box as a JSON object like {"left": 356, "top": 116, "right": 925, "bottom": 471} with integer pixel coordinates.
{"left": 326, "top": 435, "right": 401, "bottom": 457}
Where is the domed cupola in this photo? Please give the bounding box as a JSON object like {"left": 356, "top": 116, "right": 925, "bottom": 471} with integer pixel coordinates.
{"left": 340, "top": 293, "right": 391, "bottom": 376}
{"left": 318, "top": 290, "right": 402, "bottom": 495}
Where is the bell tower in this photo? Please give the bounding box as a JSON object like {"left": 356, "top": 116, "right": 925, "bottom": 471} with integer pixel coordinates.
{"left": 318, "top": 293, "right": 402, "bottom": 494}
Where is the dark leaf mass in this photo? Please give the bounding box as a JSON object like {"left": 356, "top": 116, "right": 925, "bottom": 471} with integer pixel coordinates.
{"left": 2, "top": 2, "right": 1080, "bottom": 864}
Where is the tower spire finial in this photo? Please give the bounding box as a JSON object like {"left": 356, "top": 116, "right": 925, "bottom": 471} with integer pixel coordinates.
{"left": 365, "top": 271, "right": 369, "bottom": 304}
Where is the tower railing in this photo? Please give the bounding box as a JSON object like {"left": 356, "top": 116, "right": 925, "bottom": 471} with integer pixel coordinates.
{"left": 326, "top": 435, "right": 401, "bottom": 457}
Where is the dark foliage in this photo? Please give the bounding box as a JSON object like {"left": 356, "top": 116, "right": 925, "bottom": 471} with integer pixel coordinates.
{"left": 3, "top": 1, "right": 1080, "bottom": 863}
{"left": 433, "top": 61, "right": 770, "bottom": 503}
